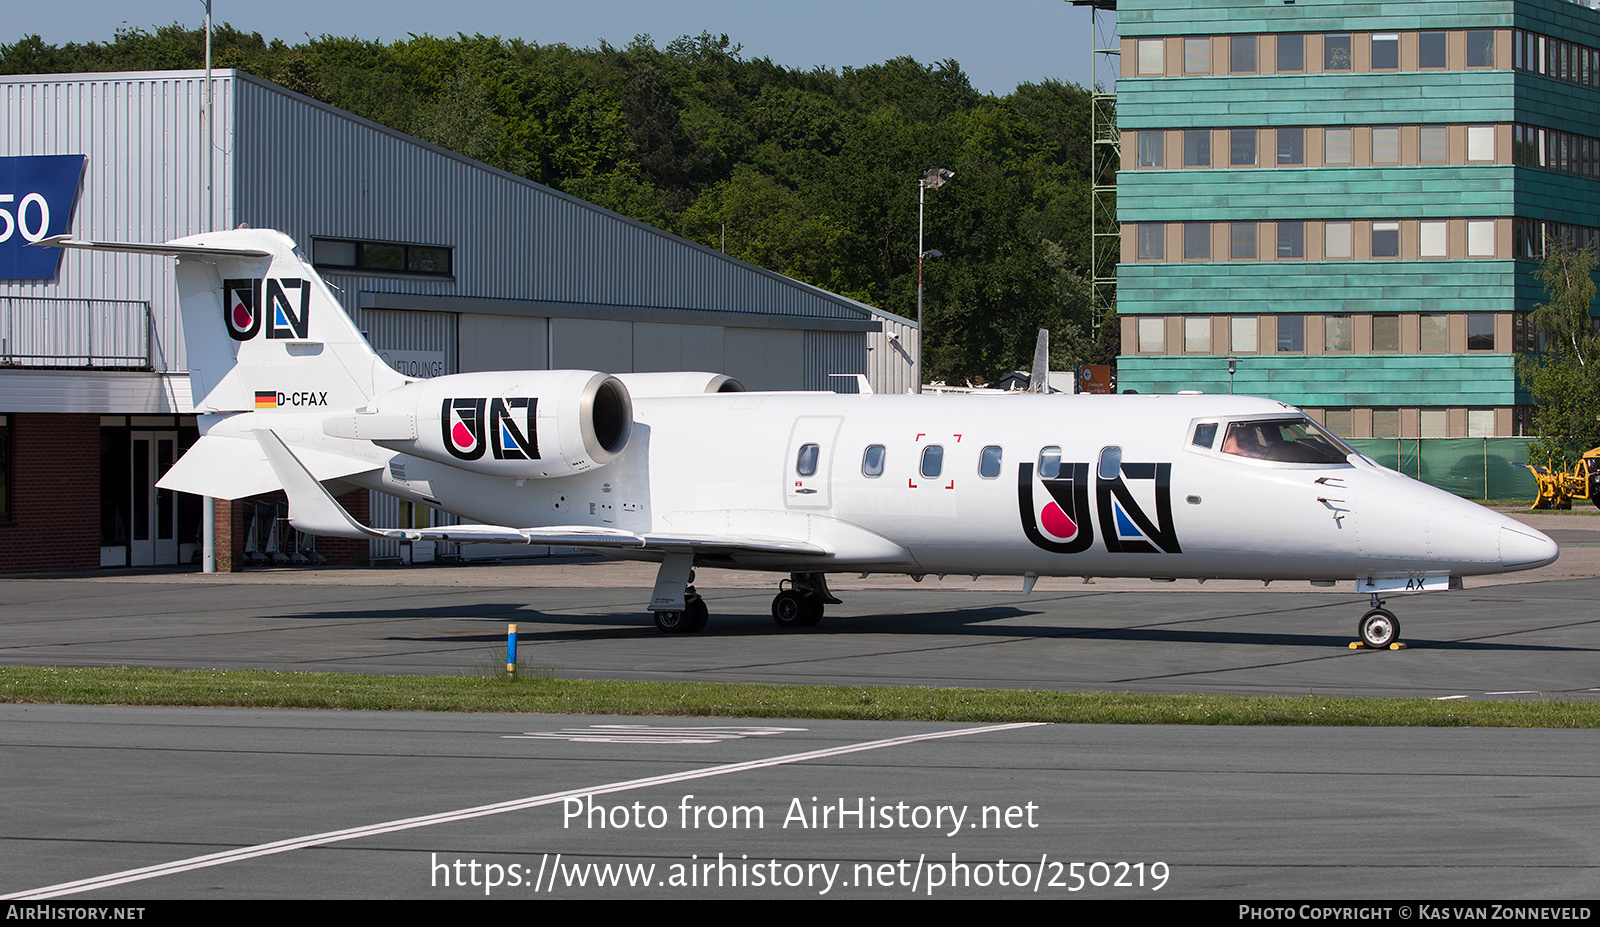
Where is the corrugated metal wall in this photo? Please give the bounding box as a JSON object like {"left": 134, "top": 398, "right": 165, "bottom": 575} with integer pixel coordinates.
{"left": 866, "top": 313, "right": 919, "bottom": 394}
{"left": 230, "top": 74, "right": 873, "bottom": 326}
{"left": 0, "top": 72, "right": 233, "bottom": 375}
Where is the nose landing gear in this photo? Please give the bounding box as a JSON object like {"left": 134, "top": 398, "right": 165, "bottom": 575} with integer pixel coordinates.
{"left": 1357, "top": 593, "right": 1401, "bottom": 649}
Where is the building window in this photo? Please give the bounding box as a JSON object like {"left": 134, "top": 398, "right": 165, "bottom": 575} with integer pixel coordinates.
{"left": 1372, "top": 315, "right": 1400, "bottom": 352}
{"left": 1231, "top": 35, "right": 1257, "bottom": 73}
{"left": 1185, "top": 129, "right": 1211, "bottom": 167}
{"left": 1325, "top": 410, "right": 1353, "bottom": 438}
{"left": 1278, "top": 315, "right": 1305, "bottom": 352}
{"left": 1325, "top": 34, "right": 1352, "bottom": 70}
{"left": 1231, "top": 129, "right": 1257, "bottom": 166}
{"left": 1468, "top": 219, "right": 1496, "bottom": 257}
{"left": 1467, "top": 30, "right": 1495, "bottom": 68}
{"left": 1467, "top": 126, "right": 1495, "bottom": 162}
{"left": 1372, "top": 127, "right": 1400, "bottom": 164}
{"left": 1421, "top": 314, "right": 1449, "bottom": 353}
{"left": 1277, "top": 127, "right": 1304, "bottom": 165}
{"left": 1138, "top": 317, "right": 1165, "bottom": 353}
{"left": 1371, "top": 221, "right": 1400, "bottom": 258}
{"left": 1468, "top": 410, "right": 1496, "bottom": 437}
{"left": 1420, "top": 126, "right": 1448, "bottom": 163}
{"left": 1231, "top": 222, "right": 1257, "bottom": 259}
{"left": 1325, "top": 315, "right": 1353, "bottom": 352}
{"left": 1137, "top": 131, "right": 1164, "bottom": 167}
{"left": 1372, "top": 33, "right": 1399, "bottom": 70}
{"left": 1278, "top": 221, "right": 1305, "bottom": 259}
{"left": 1468, "top": 313, "right": 1495, "bottom": 350}
{"left": 1278, "top": 34, "right": 1304, "bottom": 72}
{"left": 1139, "top": 39, "right": 1164, "bottom": 75}
{"left": 1325, "top": 128, "right": 1352, "bottom": 165}
{"left": 312, "top": 237, "right": 453, "bottom": 277}
{"left": 1420, "top": 410, "right": 1448, "bottom": 438}
{"left": 1420, "top": 221, "right": 1447, "bottom": 258}
{"left": 1420, "top": 31, "right": 1447, "bottom": 69}
{"left": 1231, "top": 316, "right": 1258, "bottom": 353}
{"left": 1184, "top": 223, "right": 1211, "bottom": 260}
{"left": 1185, "top": 37, "right": 1211, "bottom": 74}
{"left": 1138, "top": 224, "right": 1165, "bottom": 261}
{"left": 1326, "top": 221, "right": 1352, "bottom": 259}
{"left": 1372, "top": 410, "right": 1400, "bottom": 439}
{"left": 1185, "top": 317, "right": 1212, "bottom": 353}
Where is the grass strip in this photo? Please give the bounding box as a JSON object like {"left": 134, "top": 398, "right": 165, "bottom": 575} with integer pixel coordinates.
{"left": 2, "top": 665, "right": 1598, "bottom": 727}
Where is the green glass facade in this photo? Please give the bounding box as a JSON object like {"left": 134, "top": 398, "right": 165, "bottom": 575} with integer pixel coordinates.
{"left": 1115, "top": 0, "right": 1600, "bottom": 440}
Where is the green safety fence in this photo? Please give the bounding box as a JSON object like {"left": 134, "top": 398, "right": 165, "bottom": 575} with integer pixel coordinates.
{"left": 1344, "top": 438, "right": 1538, "bottom": 501}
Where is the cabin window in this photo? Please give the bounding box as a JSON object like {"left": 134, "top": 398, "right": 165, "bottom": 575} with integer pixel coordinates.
{"left": 1098, "top": 446, "right": 1123, "bottom": 481}
{"left": 861, "top": 444, "right": 885, "bottom": 477}
{"left": 1038, "top": 446, "right": 1062, "bottom": 479}
{"left": 920, "top": 445, "right": 944, "bottom": 479}
{"left": 979, "top": 445, "right": 1003, "bottom": 478}
{"left": 796, "top": 443, "right": 820, "bottom": 477}
{"left": 1220, "top": 418, "right": 1350, "bottom": 464}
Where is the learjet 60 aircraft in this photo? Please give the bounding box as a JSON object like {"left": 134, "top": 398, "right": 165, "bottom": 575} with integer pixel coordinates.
{"left": 43, "top": 230, "right": 1558, "bottom": 648}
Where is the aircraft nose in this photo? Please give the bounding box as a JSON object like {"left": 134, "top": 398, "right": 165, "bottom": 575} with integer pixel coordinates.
{"left": 1499, "top": 525, "right": 1559, "bottom": 568}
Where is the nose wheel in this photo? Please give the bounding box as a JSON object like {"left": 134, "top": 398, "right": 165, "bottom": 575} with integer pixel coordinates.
{"left": 1357, "top": 594, "right": 1400, "bottom": 649}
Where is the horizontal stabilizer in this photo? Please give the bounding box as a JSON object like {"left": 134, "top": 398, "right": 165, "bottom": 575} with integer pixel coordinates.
{"left": 35, "top": 235, "right": 272, "bottom": 260}
{"left": 156, "top": 433, "right": 379, "bottom": 500}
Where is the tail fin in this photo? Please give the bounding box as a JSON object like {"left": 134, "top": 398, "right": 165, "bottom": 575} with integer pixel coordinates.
{"left": 42, "top": 229, "right": 404, "bottom": 412}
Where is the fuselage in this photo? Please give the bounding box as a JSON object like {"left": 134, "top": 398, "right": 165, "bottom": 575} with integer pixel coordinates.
{"left": 208, "top": 390, "right": 1558, "bottom": 586}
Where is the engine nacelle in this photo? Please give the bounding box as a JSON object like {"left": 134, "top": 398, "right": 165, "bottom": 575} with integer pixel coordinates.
{"left": 612, "top": 371, "right": 745, "bottom": 397}
{"left": 327, "top": 370, "right": 632, "bottom": 478}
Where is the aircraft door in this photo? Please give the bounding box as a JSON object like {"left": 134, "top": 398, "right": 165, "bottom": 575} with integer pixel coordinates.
{"left": 784, "top": 416, "right": 843, "bottom": 509}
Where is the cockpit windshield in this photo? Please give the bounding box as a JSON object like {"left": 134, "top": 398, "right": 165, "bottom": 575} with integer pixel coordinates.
{"left": 1219, "top": 418, "right": 1351, "bottom": 465}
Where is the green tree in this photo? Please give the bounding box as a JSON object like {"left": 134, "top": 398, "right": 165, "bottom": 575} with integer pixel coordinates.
{"left": 1518, "top": 237, "right": 1600, "bottom": 465}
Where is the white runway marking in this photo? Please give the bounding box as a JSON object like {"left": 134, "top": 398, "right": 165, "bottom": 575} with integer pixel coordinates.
{"left": 504, "top": 724, "right": 806, "bottom": 744}
{"left": 6, "top": 721, "right": 1043, "bottom": 900}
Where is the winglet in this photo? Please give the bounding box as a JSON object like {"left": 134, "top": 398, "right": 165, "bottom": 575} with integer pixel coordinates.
{"left": 254, "top": 429, "right": 391, "bottom": 540}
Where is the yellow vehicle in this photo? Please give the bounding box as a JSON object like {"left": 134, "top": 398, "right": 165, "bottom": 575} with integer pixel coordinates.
{"left": 1517, "top": 446, "right": 1600, "bottom": 509}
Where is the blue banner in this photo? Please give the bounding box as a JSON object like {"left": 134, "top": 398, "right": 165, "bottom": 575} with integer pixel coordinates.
{"left": 0, "top": 155, "right": 87, "bottom": 280}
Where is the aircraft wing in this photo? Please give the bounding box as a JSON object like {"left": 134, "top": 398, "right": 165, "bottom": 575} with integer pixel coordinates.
{"left": 253, "top": 429, "right": 827, "bottom": 555}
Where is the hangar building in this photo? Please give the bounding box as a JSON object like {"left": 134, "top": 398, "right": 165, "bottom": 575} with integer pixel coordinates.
{"left": 0, "top": 69, "right": 903, "bottom": 572}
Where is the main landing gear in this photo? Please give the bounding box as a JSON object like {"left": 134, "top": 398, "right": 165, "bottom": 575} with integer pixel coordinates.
{"left": 771, "top": 573, "right": 841, "bottom": 629}
{"left": 1357, "top": 593, "right": 1401, "bottom": 649}
{"left": 653, "top": 592, "right": 708, "bottom": 634}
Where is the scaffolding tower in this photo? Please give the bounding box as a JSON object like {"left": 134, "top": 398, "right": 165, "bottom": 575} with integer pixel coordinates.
{"left": 1072, "top": 1, "right": 1119, "bottom": 332}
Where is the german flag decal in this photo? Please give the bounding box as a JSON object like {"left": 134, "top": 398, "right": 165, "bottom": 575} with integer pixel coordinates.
{"left": 255, "top": 391, "right": 278, "bottom": 409}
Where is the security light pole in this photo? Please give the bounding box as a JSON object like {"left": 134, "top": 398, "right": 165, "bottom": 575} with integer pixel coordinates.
{"left": 916, "top": 166, "right": 954, "bottom": 394}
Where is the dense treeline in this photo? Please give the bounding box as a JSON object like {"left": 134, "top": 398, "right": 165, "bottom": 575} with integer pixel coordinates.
{"left": 2, "top": 25, "right": 1114, "bottom": 381}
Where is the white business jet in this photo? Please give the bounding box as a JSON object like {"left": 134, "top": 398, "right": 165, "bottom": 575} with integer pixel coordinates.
{"left": 43, "top": 230, "right": 1558, "bottom": 648}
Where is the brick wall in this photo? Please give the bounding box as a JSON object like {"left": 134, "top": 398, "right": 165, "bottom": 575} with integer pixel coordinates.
{"left": 215, "top": 489, "right": 371, "bottom": 570}
{"left": 0, "top": 414, "right": 101, "bottom": 573}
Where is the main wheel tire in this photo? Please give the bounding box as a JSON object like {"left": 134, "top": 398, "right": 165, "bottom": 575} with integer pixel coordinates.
{"left": 772, "top": 589, "right": 811, "bottom": 628}
{"left": 685, "top": 595, "right": 709, "bottom": 633}
{"left": 798, "top": 595, "right": 824, "bottom": 626}
{"left": 1359, "top": 608, "right": 1400, "bottom": 649}
{"left": 654, "top": 609, "right": 686, "bottom": 634}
